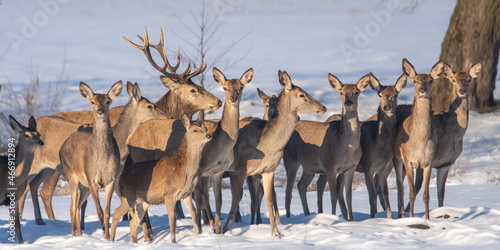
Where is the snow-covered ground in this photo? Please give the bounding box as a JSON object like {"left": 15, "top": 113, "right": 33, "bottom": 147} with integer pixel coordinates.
{"left": 1, "top": 0, "right": 500, "bottom": 248}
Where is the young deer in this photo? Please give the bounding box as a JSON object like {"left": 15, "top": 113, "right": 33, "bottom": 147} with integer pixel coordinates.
{"left": 59, "top": 81, "right": 122, "bottom": 239}
{"left": 0, "top": 116, "right": 43, "bottom": 244}
{"left": 404, "top": 62, "right": 482, "bottom": 211}
{"left": 111, "top": 115, "right": 212, "bottom": 243}
{"left": 392, "top": 58, "right": 444, "bottom": 219}
{"left": 224, "top": 70, "right": 326, "bottom": 237}
{"left": 283, "top": 73, "right": 373, "bottom": 220}
{"left": 18, "top": 82, "right": 168, "bottom": 226}
{"left": 193, "top": 67, "right": 253, "bottom": 234}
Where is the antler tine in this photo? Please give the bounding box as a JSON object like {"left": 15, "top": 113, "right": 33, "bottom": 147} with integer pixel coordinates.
{"left": 168, "top": 47, "right": 181, "bottom": 73}
{"left": 124, "top": 26, "right": 170, "bottom": 76}
{"left": 187, "top": 60, "right": 208, "bottom": 79}
{"left": 181, "top": 59, "right": 192, "bottom": 76}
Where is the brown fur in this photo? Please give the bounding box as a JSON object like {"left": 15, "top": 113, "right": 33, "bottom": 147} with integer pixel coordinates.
{"left": 392, "top": 59, "right": 444, "bottom": 219}
{"left": 59, "top": 81, "right": 123, "bottom": 239}
{"left": 111, "top": 115, "right": 211, "bottom": 243}
{"left": 223, "top": 70, "right": 326, "bottom": 237}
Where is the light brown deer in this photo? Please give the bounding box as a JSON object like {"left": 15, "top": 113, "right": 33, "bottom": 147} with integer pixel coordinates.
{"left": 392, "top": 58, "right": 444, "bottom": 220}
{"left": 223, "top": 70, "right": 326, "bottom": 237}
{"left": 18, "top": 82, "right": 168, "bottom": 226}
{"left": 193, "top": 67, "right": 253, "bottom": 234}
{"left": 111, "top": 114, "right": 212, "bottom": 243}
{"left": 59, "top": 81, "right": 122, "bottom": 239}
{"left": 403, "top": 62, "right": 482, "bottom": 211}
{"left": 283, "top": 73, "right": 373, "bottom": 220}
{"left": 0, "top": 116, "right": 43, "bottom": 244}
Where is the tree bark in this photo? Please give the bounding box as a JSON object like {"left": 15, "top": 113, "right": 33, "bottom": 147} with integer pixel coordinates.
{"left": 432, "top": 0, "right": 500, "bottom": 112}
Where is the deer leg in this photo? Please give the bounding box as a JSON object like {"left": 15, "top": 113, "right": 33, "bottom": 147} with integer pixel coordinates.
{"left": 406, "top": 168, "right": 423, "bottom": 212}
{"left": 405, "top": 164, "right": 416, "bottom": 217}
{"left": 165, "top": 198, "right": 177, "bottom": 243}
{"left": 141, "top": 211, "right": 153, "bottom": 242}
{"left": 262, "top": 172, "right": 282, "bottom": 238}
{"left": 297, "top": 169, "right": 315, "bottom": 216}
{"left": 257, "top": 178, "right": 264, "bottom": 224}
{"left": 111, "top": 197, "right": 132, "bottom": 241}
{"left": 316, "top": 174, "right": 327, "bottom": 214}
{"left": 284, "top": 155, "right": 300, "bottom": 218}
{"left": 376, "top": 170, "right": 392, "bottom": 219}
{"left": 102, "top": 181, "right": 115, "bottom": 240}
{"left": 393, "top": 157, "right": 406, "bottom": 218}
{"left": 30, "top": 168, "right": 56, "bottom": 225}
{"left": 17, "top": 184, "right": 29, "bottom": 221}
{"left": 337, "top": 173, "right": 349, "bottom": 219}
{"left": 222, "top": 170, "right": 246, "bottom": 233}
{"left": 68, "top": 177, "right": 81, "bottom": 236}
{"left": 193, "top": 179, "right": 204, "bottom": 231}
{"left": 14, "top": 198, "right": 24, "bottom": 243}
{"left": 326, "top": 170, "right": 338, "bottom": 215}
{"left": 77, "top": 186, "right": 90, "bottom": 232}
{"left": 131, "top": 202, "right": 149, "bottom": 243}
{"left": 211, "top": 173, "right": 223, "bottom": 234}
{"left": 88, "top": 183, "right": 105, "bottom": 233}
{"left": 247, "top": 175, "right": 258, "bottom": 225}
{"left": 183, "top": 196, "right": 200, "bottom": 234}
{"left": 422, "top": 166, "right": 432, "bottom": 220}
{"left": 272, "top": 176, "right": 281, "bottom": 225}
{"left": 175, "top": 201, "right": 185, "bottom": 219}
{"left": 364, "top": 167, "right": 377, "bottom": 218}
{"left": 436, "top": 165, "right": 451, "bottom": 207}
{"left": 40, "top": 172, "right": 59, "bottom": 220}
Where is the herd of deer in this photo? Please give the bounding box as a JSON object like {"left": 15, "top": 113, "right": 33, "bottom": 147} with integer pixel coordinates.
{"left": 0, "top": 27, "right": 482, "bottom": 244}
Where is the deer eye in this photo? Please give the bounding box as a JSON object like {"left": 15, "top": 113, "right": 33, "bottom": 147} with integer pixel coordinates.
{"left": 193, "top": 130, "right": 198, "bottom": 133}
{"left": 190, "top": 89, "right": 196, "bottom": 93}
{"left": 25, "top": 134, "right": 30, "bottom": 138}
{"left": 91, "top": 101, "right": 95, "bottom": 105}
{"left": 106, "top": 100, "right": 110, "bottom": 105}
{"left": 299, "top": 94, "right": 305, "bottom": 98}
{"left": 147, "top": 105, "right": 153, "bottom": 110}
{"left": 223, "top": 87, "right": 227, "bottom": 91}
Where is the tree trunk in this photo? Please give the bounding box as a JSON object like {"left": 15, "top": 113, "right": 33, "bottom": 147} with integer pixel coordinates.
{"left": 432, "top": 0, "right": 500, "bottom": 113}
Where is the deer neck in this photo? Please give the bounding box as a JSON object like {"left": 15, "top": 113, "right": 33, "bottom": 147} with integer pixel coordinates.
{"left": 448, "top": 92, "right": 469, "bottom": 132}
{"left": 219, "top": 100, "right": 240, "bottom": 141}
{"left": 13, "top": 142, "right": 35, "bottom": 185}
{"left": 159, "top": 91, "right": 196, "bottom": 120}
{"left": 410, "top": 98, "right": 433, "bottom": 138}
{"left": 340, "top": 108, "right": 361, "bottom": 143}
{"left": 376, "top": 107, "right": 397, "bottom": 144}
{"left": 93, "top": 114, "right": 115, "bottom": 154}
{"left": 175, "top": 138, "right": 205, "bottom": 179}
{"left": 261, "top": 92, "right": 299, "bottom": 151}
{"left": 112, "top": 101, "right": 141, "bottom": 166}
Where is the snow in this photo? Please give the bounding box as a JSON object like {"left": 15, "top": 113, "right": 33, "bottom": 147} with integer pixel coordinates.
{"left": 1, "top": 0, "right": 500, "bottom": 248}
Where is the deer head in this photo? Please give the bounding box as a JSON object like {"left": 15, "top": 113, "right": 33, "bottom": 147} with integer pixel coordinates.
{"left": 328, "top": 72, "right": 372, "bottom": 113}
{"left": 125, "top": 81, "right": 168, "bottom": 121}
{"left": 182, "top": 114, "right": 212, "bottom": 145}
{"left": 9, "top": 115, "right": 44, "bottom": 151}
{"left": 402, "top": 58, "right": 444, "bottom": 100}
{"left": 369, "top": 73, "right": 407, "bottom": 116}
{"left": 79, "top": 81, "right": 123, "bottom": 122}
{"left": 124, "top": 27, "right": 221, "bottom": 111}
{"left": 257, "top": 88, "right": 278, "bottom": 120}
{"left": 278, "top": 70, "right": 326, "bottom": 115}
{"left": 442, "top": 62, "right": 482, "bottom": 98}
{"left": 213, "top": 67, "right": 253, "bottom": 106}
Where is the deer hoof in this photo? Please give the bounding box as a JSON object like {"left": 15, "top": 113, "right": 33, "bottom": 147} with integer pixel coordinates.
{"left": 35, "top": 218, "right": 46, "bottom": 225}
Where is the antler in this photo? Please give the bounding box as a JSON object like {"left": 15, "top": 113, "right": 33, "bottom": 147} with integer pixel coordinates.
{"left": 123, "top": 27, "right": 181, "bottom": 75}
{"left": 187, "top": 59, "right": 208, "bottom": 79}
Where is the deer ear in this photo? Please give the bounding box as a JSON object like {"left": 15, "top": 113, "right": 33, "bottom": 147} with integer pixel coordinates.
{"left": 160, "top": 76, "right": 179, "bottom": 91}
{"left": 442, "top": 61, "right": 454, "bottom": 80}
{"left": 108, "top": 80, "right": 123, "bottom": 100}
{"left": 126, "top": 81, "right": 134, "bottom": 98}
{"left": 213, "top": 67, "right": 227, "bottom": 86}
{"left": 182, "top": 114, "right": 191, "bottom": 129}
{"left": 328, "top": 73, "right": 343, "bottom": 92}
{"left": 9, "top": 115, "right": 23, "bottom": 134}
{"left": 366, "top": 72, "right": 381, "bottom": 92}
{"left": 28, "top": 116, "right": 37, "bottom": 131}
{"left": 469, "top": 62, "right": 482, "bottom": 78}
{"left": 278, "top": 70, "right": 293, "bottom": 91}
{"left": 79, "top": 82, "right": 94, "bottom": 100}
{"left": 394, "top": 73, "right": 408, "bottom": 92}
{"left": 196, "top": 110, "right": 205, "bottom": 126}
{"left": 356, "top": 73, "right": 374, "bottom": 92}
{"left": 131, "top": 83, "right": 142, "bottom": 102}
{"left": 430, "top": 60, "right": 444, "bottom": 80}
{"left": 240, "top": 68, "right": 254, "bottom": 86}
{"left": 402, "top": 58, "right": 417, "bottom": 79}
{"left": 257, "top": 88, "right": 270, "bottom": 102}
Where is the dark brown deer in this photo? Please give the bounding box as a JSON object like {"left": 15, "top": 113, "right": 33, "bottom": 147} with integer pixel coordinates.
{"left": 111, "top": 114, "right": 211, "bottom": 243}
